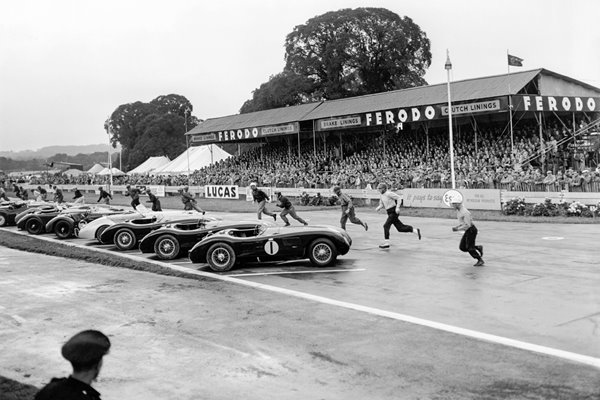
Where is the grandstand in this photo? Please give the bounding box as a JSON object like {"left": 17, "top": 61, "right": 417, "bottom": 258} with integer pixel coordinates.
{"left": 6, "top": 69, "right": 600, "bottom": 199}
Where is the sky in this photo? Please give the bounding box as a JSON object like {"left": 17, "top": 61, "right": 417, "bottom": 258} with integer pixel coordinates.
{"left": 1, "top": 0, "right": 599, "bottom": 152}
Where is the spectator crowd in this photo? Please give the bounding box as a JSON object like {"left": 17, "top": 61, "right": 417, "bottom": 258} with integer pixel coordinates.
{"left": 7, "top": 119, "right": 600, "bottom": 194}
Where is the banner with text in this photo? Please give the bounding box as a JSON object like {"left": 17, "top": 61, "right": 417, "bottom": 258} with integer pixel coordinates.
{"left": 511, "top": 95, "right": 600, "bottom": 112}
{"left": 403, "top": 188, "right": 501, "bottom": 210}
{"left": 316, "top": 98, "right": 508, "bottom": 131}
{"left": 204, "top": 185, "right": 239, "bottom": 199}
{"left": 190, "top": 122, "right": 299, "bottom": 144}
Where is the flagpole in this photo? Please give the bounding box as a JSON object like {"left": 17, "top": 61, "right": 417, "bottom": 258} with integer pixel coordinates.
{"left": 445, "top": 50, "right": 456, "bottom": 189}
{"left": 185, "top": 108, "right": 191, "bottom": 186}
{"left": 507, "top": 49, "right": 514, "bottom": 156}
{"left": 106, "top": 117, "right": 113, "bottom": 192}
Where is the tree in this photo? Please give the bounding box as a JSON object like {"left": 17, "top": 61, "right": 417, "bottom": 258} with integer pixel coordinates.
{"left": 106, "top": 94, "right": 197, "bottom": 170}
{"left": 284, "top": 8, "right": 431, "bottom": 99}
{"left": 240, "top": 71, "right": 316, "bottom": 114}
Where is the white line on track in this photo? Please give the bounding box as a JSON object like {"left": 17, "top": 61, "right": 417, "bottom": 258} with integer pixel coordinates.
{"left": 8, "top": 229, "right": 600, "bottom": 369}
{"left": 228, "top": 268, "right": 365, "bottom": 277}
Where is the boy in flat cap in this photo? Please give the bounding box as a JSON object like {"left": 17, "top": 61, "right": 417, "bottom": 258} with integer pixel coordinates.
{"left": 35, "top": 330, "right": 111, "bottom": 400}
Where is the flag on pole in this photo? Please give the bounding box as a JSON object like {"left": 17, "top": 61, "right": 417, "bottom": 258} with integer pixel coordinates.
{"left": 507, "top": 54, "right": 524, "bottom": 67}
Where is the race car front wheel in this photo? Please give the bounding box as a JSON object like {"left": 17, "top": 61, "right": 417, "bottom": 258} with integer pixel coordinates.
{"left": 95, "top": 225, "right": 108, "bottom": 243}
{"left": 154, "top": 235, "right": 180, "bottom": 260}
{"left": 308, "top": 238, "right": 337, "bottom": 267}
{"left": 54, "top": 220, "right": 72, "bottom": 239}
{"left": 25, "top": 217, "right": 44, "bottom": 235}
{"left": 206, "top": 242, "right": 236, "bottom": 272}
{"left": 0, "top": 214, "right": 6, "bottom": 227}
{"left": 115, "top": 228, "right": 137, "bottom": 251}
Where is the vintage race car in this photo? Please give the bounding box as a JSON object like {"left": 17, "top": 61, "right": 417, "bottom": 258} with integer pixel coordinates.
{"left": 100, "top": 213, "right": 219, "bottom": 251}
{"left": 0, "top": 200, "right": 36, "bottom": 227}
{"left": 77, "top": 209, "right": 147, "bottom": 242}
{"left": 15, "top": 204, "right": 79, "bottom": 234}
{"left": 44, "top": 205, "right": 131, "bottom": 239}
{"left": 188, "top": 222, "right": 352, "bottom": 272}
{"left": 139, "top": 220, "right": 261, "bottom": 260}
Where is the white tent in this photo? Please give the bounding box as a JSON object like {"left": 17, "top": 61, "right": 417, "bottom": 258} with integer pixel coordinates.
{"left": 127, "top": 156, "right": 170, "bottom": 175}
{"left": 152, "top": 145, "right": 231, "bottom": 175}
{"left": 62, "top": 168, "right": 85, "bottom": 176}
{"left": 97, "top": 167, "right": 126, "bottom": 177}
{"left": 87, "top": 163, "right": 105, "bottom": 174}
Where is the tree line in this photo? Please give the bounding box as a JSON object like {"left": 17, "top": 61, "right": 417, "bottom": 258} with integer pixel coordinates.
{"left": 105, "top": 8, "right": 431, "bottom": 172}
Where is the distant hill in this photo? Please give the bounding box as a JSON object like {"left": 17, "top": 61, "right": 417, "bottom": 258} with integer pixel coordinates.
{"left": 0, "top": 144, "right": 121, "bottom": 161}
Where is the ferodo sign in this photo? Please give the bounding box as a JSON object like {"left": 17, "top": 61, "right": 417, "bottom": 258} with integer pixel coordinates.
{"left": 204, "top": 185, "right": 239, "bottom": 199}
{"left": 191, "top": 122, "right": 300, "bottom": 144}
{"left": 512, "top": 95, "right": 600, "bottom": 112}
{"left": 359, "top": 98, "right": 508, "bottom": 128}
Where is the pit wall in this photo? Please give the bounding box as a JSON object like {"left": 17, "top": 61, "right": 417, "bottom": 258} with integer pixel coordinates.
{"left": 19, "top": 184, "right": 600, "bottom": 211}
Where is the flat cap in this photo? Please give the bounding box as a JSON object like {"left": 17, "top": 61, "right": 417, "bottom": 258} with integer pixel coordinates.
{"left": 61, "top": 330, "right": 110, "bottom": 365}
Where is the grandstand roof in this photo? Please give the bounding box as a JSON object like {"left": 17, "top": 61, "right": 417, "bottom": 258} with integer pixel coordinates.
{"left": 302, "top": 69, "right": 542, "bottom": 120}
{"left": 186, "top": 68, "right": 600, "bottom": 137}
{"left": 188, "top": 102, "right": 319, "bottom": 135}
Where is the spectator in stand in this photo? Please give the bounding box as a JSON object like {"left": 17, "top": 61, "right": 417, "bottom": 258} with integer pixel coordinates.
{"left": 299, "top": 191, "right": 310, "bottom": 206}
{"left": 310, "top": 192, "right": 324, "bottom": 206}
{"left": 581, "top": 170, "right": 592, "bottom": 192}
{"left": 97, "top": 187, "right": 112, "bottom": 205}
{"left": 532, "top": 169, "right": 545, "bottom": 191}
{"left": 542, "top": 170, "right": 556, "bottom": 191}
{"left": 146, "top": 188, "right": 162, "bottom": 211}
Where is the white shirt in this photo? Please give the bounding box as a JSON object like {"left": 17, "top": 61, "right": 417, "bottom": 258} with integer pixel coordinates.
{"left": 377, "top": 190, "right": 402, "bottom": 211}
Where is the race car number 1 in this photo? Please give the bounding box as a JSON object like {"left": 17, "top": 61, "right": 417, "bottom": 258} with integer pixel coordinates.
{"left": 264, "top": 239, "right": 279, "bottom": 255}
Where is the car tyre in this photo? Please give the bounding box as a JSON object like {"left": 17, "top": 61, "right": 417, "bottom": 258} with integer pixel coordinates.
{"left": 25, "top": 217, "right": 44, "bottom": 235}
{"left": 0, "top": 214, "right": 6, "bottom": 227}
{"left": 115, "top": 228, "right": 137, "bottom": 251}
{"left": 308, "top": 238, "right": 337, "bottom": 267}
{"left": 95, "top": 225, "right": 109, "bottom": 243}
{"left": 206, "top": 242, "right": 236, "bottom": 272}
{"left": 54, "top": 220, "right": 72, "bottom": 239}
{"left": 154, "top": 234, "right": 180, "bottom": 260}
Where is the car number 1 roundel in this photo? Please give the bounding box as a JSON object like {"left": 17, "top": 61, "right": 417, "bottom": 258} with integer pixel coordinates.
{"left": 264, "top": 239, "right": 279, "bottom": 255}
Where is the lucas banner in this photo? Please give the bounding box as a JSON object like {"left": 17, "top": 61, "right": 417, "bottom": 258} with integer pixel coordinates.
{"left": 204, "top": 185, "right": 239, "bottom": 199}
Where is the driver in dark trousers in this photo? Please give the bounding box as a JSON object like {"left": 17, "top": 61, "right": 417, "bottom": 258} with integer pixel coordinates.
{"left": 249, "top": 182, "right": 276, "bottom": 221}
{"left": 275, "top": 191, "right": 308, "bottom": 226}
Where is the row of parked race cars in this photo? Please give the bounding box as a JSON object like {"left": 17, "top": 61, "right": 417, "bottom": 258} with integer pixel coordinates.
{"left": 0, "top": 199, "right": 352, "bottom": 272}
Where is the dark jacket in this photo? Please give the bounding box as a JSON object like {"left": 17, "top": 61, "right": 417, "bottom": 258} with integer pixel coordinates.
{"left": 35, "top": 376, "right": 101, "bottom": 400}
{"left": 252, "top": 189, "right": 269, "bottom": 203}
{"left": 97, "top": 190, "right": 112, "bottom": 203}
{"left": 276, "top": 195, "right": 292, "bottom": 210}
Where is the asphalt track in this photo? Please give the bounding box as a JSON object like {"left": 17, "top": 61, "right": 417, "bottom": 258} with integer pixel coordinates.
{"left": 0, "top": 210, "right": 599, "bottom": 399}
